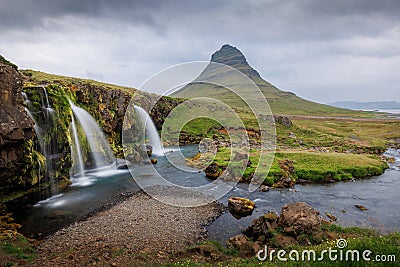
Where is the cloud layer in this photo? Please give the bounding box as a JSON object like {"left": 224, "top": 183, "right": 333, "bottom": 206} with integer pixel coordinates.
{"left": 1, "top": 0, "right": 399, "bottom": 102}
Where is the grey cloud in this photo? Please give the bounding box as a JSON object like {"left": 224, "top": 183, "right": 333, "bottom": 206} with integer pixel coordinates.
{"left": 0, "top": 0, "right": 399, "bottom": 102}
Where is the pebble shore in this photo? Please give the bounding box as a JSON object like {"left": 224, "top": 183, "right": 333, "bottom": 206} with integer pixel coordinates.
{"left": 33, "top": 188, "right": 224, "bottom": 266}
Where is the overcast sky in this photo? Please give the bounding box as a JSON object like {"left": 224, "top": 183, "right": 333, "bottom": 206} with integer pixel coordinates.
{"left": 1, "top": 0, "right": 399, "bottom": 103}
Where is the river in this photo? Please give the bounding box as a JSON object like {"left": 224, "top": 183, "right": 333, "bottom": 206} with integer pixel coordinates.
{"left": 14, "top": 147, "right": 400, "bottom": 243}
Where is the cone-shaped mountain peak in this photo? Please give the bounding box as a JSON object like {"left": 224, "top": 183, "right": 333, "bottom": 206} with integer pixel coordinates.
{"left": 172, "top": 44, "right": 351, "bottom": 116}
{"left": 210, "top": 44, "right": 260, "bottom": 78}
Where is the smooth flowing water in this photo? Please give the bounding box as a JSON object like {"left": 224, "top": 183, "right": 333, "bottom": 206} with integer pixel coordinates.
{"left": 14, "top": 146, "right": 400, "bottom": 242}
{"left": 69, "top": 100, "right": 115, "bottom": 170}
{"left": 134, "top": 106, "right": 164, "bottom": 155}
{"left": 24, "top": 107, "right": 44, "bottom": 151}
{"left": 70, "top": 112, "right": 85, "bottom": 180}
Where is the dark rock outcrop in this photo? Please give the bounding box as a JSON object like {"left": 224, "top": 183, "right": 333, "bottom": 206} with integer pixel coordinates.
{"left": 239, "top": 202, "right": 325, "bottom": 254}
{"left": 273, "top": 115, "right": 292, "bottom": 127}
{"left": 272, "top": 159, "right": 296, "bottom": 188}
{"left": 279, "top": 202, "right": 323, "bottom": 235}
{"left": 226, "top": 234, "right": 261, "bottom": 258}
{"left": 204, "top": 162, "right": 223, "bottom": 179}
{"left": 0, "top": 61, "right": 34, "bottom": 194}
{"left": 210, "top": 44, "right": 261, "bottom": 78}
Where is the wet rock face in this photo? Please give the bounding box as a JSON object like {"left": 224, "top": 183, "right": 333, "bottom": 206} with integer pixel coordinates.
{"left": 0, "top": 62, "right": 34, "bottom": 192}
{"left": 75, "top": 85, "right": 131, "bottom": 135}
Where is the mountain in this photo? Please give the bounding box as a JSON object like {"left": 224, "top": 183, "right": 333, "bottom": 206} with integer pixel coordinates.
{"left": 171, "top": 44, "right": 360, "bottom": 116}
{"left": 210, "top": 44, "right": 261, "bottom": 78}
{"left": 328, "top": 101, "right": 400, "bottom": 110}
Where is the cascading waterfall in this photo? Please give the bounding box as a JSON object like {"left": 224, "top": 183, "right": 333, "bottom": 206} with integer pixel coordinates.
{"left": 70, "top": 113, "right": 85, "bottom": 179}
{"left": 134, "top": 106, "right": 164, "bottom": 156}
{"left": 24, "top": 107, "right": 44, "bottom": 151}
{"left": 69, "top": 100, "right": 115, "bottom": 172}
{"left": 22, "top": 87, "right": 59, "bottom": 195}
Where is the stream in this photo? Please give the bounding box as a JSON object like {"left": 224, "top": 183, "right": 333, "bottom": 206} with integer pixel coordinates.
{"left": 14, "top": 146, "right": 400, "bottom": 243}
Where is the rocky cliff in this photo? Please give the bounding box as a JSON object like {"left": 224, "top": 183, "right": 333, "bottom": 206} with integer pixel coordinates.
{"left": 0, "top": 61, "right": 181, "bottom": 204}
{"left": 0, "top": 61, "right": 36, "bottom": 199}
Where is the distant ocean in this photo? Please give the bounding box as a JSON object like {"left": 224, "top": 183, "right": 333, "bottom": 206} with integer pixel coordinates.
{"left": 364, "top": 109, "right": 400, "bottom": 114}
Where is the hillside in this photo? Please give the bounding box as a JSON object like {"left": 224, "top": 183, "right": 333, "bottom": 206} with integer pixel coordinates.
{"left": 21, "top": 69, "right": 137, "bottom": 94}
{"left": 172, "top": 44, "right": 366, "bottom": 117}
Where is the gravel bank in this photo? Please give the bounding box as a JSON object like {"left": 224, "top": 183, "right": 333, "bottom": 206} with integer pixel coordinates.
{"left": 33, "top": 187, "right": 224, "bottom": 266}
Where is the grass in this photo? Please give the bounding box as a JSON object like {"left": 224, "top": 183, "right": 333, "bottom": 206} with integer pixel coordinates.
{"left": 292, "top": 118, "right": 400, "bottom": 149}
{"left": 0, "top": 55, "right": 17, "bottom": 69}
{"left": 162, "top": 231, "right": 400, "bottom": 266}
{"left": 209, "top": 147, "right": 387, "bottom": 184}
{"left": 172, "top": 72, "right": 370, "bottom": 117}
{"left": 0, "top": 235, "right": 36, "bottom": 265}
{"left": 21, "top": 69, "right": 137, "bottom": 94}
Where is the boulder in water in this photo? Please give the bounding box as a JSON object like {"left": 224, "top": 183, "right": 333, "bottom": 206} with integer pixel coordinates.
{"left": 204, "top": 162, "right": 223, "bottom": 179}
{"left": 355, "top": 204, "right": 368, "bottom": 211}
{"left": 228, "top": 197, "right": 255, "bottom": 217}
{"left": 325, "top": 212, "right": 337, "bottom": 222}
{"left": 150, "top": 158, "right": 157, "bottom": 164}
{"left": 258, "top": 185, "right": 270, "bottom": 192}
{"left": 140, "top": 144, "right": 153, "bottom": 157}
{"left": 115, "top": 159, "right": 132, "bottom": 169}
{"left": 387, "top": 157, "right": 396, "bottom": 163}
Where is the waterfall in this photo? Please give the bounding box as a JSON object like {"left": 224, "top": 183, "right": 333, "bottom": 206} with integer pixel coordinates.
{"left": 70, "top": 113, "right": 85, "bottom": 178}
{"left": 23, "top": 88, "right": 59, "bottom": 196}
{"left": 69, "top": 100, "right": 115, "bottom": 170}
{"left": 43, "top": 87, "right": 50, "bottom": 108}
{"left": 22, "top": 92, "right": 33, "bottom": 110}
{"left": 24, "top": 107, "right": 44, "bottom": 151}
{"left": 134, "top": 106, "right": 164, "bottom": 156}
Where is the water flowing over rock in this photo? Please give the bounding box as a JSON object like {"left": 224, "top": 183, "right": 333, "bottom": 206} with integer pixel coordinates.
{"left": 23, "top": 86, "right": 62, "bottom": 195}
{"left": 134, "top": 106, "right": 164, "bottom": 156}
{"left": 69, "top": 100, "right": 115, "bottom": 175}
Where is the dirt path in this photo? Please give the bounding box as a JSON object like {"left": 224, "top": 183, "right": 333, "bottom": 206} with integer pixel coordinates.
{"left": 32, "top": 188, "right": 224, "bottom": 266}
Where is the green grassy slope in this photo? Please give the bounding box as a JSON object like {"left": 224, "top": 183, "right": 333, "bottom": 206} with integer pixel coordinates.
{"left": 21, "top": 69, "right": 137, "bottom": 94}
